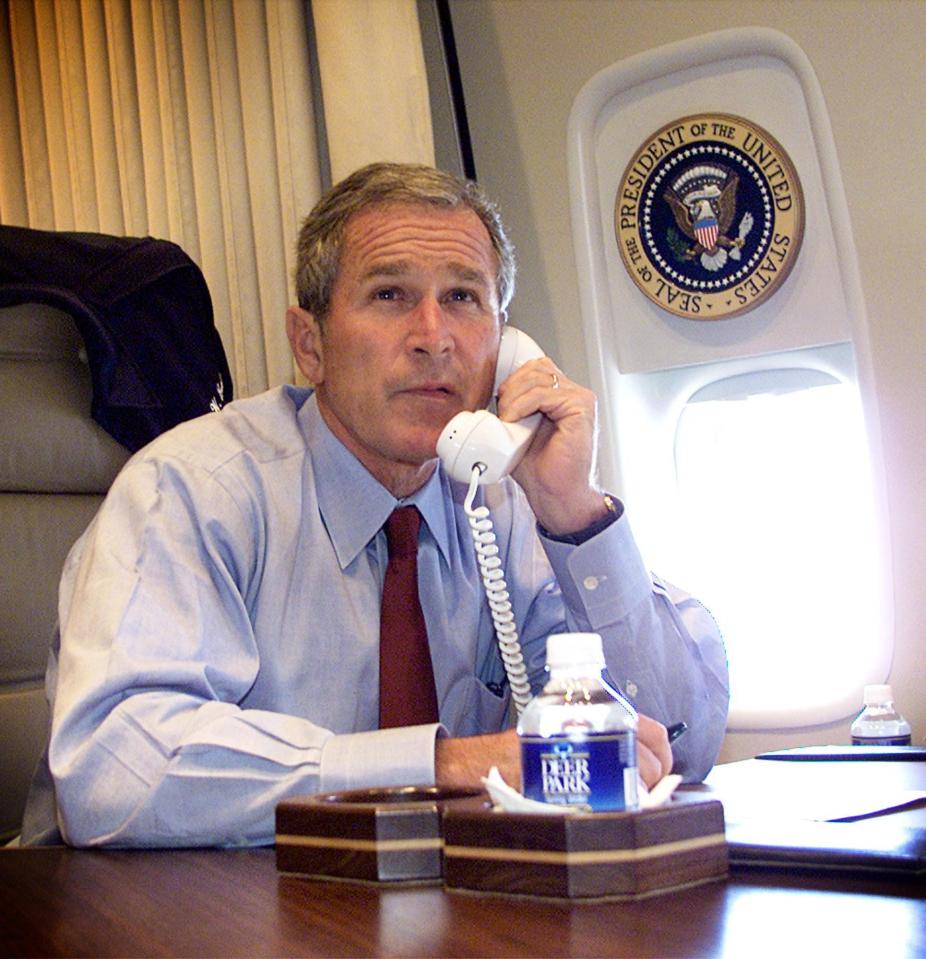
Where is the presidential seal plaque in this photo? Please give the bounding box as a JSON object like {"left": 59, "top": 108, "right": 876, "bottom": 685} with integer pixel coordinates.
{"left": 615, "top": 113, "right": 804, "bottom": 320}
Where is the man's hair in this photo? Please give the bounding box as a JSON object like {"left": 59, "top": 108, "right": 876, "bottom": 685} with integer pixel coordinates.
{"left": 294, "top": 162, "right": 516, "bottom": 322}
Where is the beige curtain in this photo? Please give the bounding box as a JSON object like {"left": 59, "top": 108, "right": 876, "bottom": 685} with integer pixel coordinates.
{"left": 0, "top": 0, "right": 434, "bottom": 397}
{"left": 312, "top": 0, "right": 434, "bottom": 182}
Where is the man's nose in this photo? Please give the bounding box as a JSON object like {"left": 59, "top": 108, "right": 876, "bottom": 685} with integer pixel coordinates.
{"left": 409, "top": 296, "right": 452, "bottom": 354}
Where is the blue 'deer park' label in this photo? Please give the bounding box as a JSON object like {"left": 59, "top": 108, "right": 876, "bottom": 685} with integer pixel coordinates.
{"left": 519, "top": 731, "right": 638, "bottom": 812}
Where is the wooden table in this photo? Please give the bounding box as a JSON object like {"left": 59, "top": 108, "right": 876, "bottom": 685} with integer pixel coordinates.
{"left": 2, "top": 758, "right": 924, "bottom": 958}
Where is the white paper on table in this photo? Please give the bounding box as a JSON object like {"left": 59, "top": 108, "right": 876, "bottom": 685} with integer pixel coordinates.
{"left": 721, "top": 784, "right": 926, "bottom": 824}
{"left": 797, "top": 790, "right": 926, "bottom": 823}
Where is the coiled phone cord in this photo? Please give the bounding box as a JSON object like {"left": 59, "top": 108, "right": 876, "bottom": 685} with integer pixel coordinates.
{"left": 464, "top": 465, "right": 533, "bottom": 714}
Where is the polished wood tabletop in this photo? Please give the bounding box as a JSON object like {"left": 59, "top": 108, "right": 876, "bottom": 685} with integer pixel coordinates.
{"left": 1, "top": 758, "right": 924, "bottom": 958}
{"left": 1, "top": 844, "right": 924, "bottom": 958}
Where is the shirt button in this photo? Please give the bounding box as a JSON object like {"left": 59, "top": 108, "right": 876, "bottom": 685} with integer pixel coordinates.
{"left": 626, "top": 681, "right": 638, "bottom": 698}
{"left": 583, "top": 575, "right": 600, "bottom": 591}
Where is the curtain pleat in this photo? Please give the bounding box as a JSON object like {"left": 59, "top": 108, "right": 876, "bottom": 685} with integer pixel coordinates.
{"left": 0, "top": 8, "right": 28, "bottom": 224}
{"left": 8, "top": 2, "right": 52, "bottom": 226}
{"left": 0, "top": 0, "right": 435, "bottom": 398}
{"left": 81, "top": 1, "right": 122, "bottom": 233}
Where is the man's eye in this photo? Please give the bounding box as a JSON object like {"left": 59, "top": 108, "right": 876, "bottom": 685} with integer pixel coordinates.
{"left": 447, "top": 289, "right": 477, "bottom": 304}
{"left": 373, "top": 287, "right": 402, "bottom": 302}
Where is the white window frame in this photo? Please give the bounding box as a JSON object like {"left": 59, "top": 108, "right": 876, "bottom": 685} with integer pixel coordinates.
{"left": 567, "top": 27, "right": 894, "bottom": 730}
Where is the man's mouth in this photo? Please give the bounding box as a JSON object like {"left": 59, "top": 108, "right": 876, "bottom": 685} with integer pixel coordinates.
{"left": 399, "top": 382, "right": 457, "bottom": 400}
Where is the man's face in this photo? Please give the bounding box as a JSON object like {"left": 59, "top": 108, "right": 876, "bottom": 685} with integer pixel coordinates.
{"left": 292, "top": 203, "right": 502, "bottom": 493}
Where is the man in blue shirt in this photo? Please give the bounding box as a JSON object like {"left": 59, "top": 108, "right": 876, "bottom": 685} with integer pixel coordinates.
{"left": 23, "top": 163, "right": 728, "bottom": 847}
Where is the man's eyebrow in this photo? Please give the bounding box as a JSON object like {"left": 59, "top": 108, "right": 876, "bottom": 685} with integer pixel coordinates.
{"left": 358, "top": 260, "right": 492, "bottom": 286}
{"left": 447, "top": 262, "right": 492, "bottom": 286}
{"left": 359, "top": 260, "right": 411, "bottom": 282}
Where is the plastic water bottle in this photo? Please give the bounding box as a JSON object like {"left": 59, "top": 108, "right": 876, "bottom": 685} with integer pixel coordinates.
{"left": 850, "top": 684, "right": 912, "bottom": 745}
{"left": 517, "top": 632, "right": 639, "bottom": 812}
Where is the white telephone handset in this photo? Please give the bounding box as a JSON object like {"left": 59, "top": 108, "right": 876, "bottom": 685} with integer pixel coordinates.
{"left": 436, "top": 327, "right": 546, "bottom": 484}
{"left": 436, "top": 327, "right": 547, "bottom": 714}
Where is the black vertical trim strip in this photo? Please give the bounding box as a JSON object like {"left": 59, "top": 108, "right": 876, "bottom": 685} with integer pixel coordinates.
{"left": 302, "top": 0, "right": 332, "bottom": 191}
{"left": 435, "top": 0, "right": 477, "bottom": 181}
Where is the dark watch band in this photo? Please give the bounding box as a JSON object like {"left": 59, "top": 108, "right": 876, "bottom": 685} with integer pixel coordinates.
{"left": 539, "top": 493, "right": 622, "bottom": 545}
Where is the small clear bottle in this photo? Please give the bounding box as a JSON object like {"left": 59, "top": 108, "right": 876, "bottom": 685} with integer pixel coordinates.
{"left": 517, "top": 632, "right": 639, "bottom": 811}
{"left": 850, "top": 684, "right": 912, "bottom": 746}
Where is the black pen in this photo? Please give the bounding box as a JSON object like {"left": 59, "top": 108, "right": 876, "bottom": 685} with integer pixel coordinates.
{"left": 667, "top": 721, "right": 688, "bottom": 744}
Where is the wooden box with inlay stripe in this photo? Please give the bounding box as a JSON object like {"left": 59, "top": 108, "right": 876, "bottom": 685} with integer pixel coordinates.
{"left": 275, "top": 786, "right": 482, "bottom": 883}
{"left": 442, "top": 798, "right": 727, "bottom": 900}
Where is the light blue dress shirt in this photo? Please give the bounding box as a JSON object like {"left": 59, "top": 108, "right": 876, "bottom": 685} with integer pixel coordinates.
{"left": 24, "top": 386, "right": 728, "bottom": 847}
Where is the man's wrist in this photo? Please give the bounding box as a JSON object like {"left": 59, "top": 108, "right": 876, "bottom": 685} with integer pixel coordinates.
{"left": 435, "top": 729, "right": 521, "bottom": 791}
{"left": 539, "top": 493, "right": 622, "bottom": 545}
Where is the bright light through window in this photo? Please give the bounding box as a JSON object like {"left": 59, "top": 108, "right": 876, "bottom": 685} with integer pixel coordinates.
{"left": 672, "top": 371, "right": 881, "bottom": 725}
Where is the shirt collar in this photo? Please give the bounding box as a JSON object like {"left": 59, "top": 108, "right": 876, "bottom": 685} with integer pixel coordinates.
{"left": 298, "top": 392, "right": 455, "bottom": 569}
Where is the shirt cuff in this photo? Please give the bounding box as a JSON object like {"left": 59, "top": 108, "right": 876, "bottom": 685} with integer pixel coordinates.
{"left": 318, "top": 723, "right": 443, "bottom": 793}
{"left": 540, "top": 509, "right": 653, "bottom": 629}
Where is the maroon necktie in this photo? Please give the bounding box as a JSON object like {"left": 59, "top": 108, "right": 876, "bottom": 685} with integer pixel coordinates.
{"left": 378, "top": 506, "right": 439, "bottom": 727}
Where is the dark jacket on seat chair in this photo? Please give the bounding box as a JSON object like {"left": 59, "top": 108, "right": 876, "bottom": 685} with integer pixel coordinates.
{"left": 0, "top": 224, "right": 232, "bottom": 451}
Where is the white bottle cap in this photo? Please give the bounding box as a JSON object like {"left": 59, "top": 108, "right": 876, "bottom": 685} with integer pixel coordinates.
{"left": 545, "top": 632, "right": 605, "bottom": 672}
{"left": 863, "top": 684, "right": 893, "bottom": 706}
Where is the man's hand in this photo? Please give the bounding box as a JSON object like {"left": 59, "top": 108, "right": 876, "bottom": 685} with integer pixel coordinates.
{"left": 497, "top": 359, "right": 607, "bottom": 536}
{"left": 636, "top": 714, "right": 673, "bottom": 787}
{"left": 434, "top": 715, "right": 673, "bottom": 793}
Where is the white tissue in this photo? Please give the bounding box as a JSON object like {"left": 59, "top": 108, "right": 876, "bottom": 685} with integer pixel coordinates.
{"left": 481, "top": 766, "right": 681, "bottom": 814}
{"left": 482, "top": 767, "right": 579, "bottom": 814}
{"left": 641, "top": 772, "right": 683, "bottom": 808}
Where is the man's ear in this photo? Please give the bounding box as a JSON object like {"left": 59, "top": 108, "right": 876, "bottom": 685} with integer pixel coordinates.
{"left": 286, "top": 306, "right": 324, "bottom": 384}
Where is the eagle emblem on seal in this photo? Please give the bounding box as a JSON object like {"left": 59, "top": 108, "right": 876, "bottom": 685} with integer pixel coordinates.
{"left": 663, "top": 163, "right": 755, "bottom": 272}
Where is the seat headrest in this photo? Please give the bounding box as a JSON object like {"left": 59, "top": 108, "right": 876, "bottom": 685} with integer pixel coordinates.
{"left": 0, "top": 303, "right": 129, "bottom": 493}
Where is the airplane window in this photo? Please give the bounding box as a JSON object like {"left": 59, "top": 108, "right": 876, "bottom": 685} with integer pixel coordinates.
{"left": 671, "top": 370, "right": 881, "bottom": 726}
